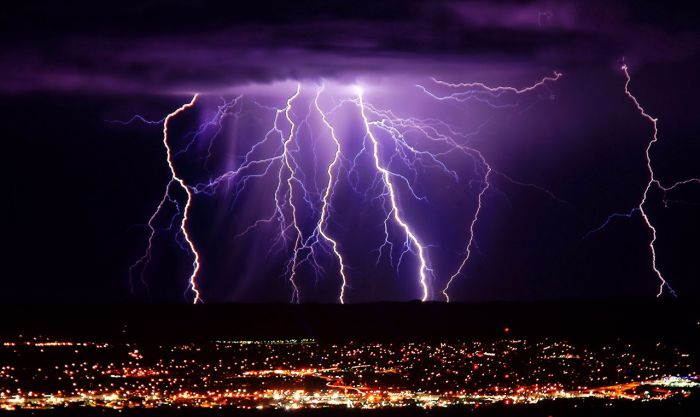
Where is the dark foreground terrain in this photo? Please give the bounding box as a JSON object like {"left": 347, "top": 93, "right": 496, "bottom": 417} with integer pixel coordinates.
{"left": 0, "top": 301, "right": 697, "bottom": 416}
{"left": 0, "top": 300, "right": 698, "bottom": 343}
{"left": 2, "top": 398, "right": 700, "bottom": 417}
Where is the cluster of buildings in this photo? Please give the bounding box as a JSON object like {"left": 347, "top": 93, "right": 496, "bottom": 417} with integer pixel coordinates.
{"left": 0, "top": 337, "right": 696, "bottom": 410}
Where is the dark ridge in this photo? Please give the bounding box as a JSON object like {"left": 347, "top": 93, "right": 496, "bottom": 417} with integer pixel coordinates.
{"left": 1, "top": 300, "right": 697, "bottom": 346}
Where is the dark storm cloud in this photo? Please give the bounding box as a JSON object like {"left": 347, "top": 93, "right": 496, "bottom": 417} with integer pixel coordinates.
{"left": 1, "top": 0, "right": 697, "bottom": 93}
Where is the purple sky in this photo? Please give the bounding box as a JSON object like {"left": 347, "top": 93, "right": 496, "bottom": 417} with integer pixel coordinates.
{"left": 3, "top": 1, "right": 700, "bottom": 302}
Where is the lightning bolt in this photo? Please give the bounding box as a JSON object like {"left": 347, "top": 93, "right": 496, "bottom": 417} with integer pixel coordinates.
{"left": 280, "top": 84, "right": 304, "bottom": 302}
{"left": 357, "top": 88, "right": 433, "bottom": 301}
{"left": 586, "top": 65, "right": 700, "bottom": 298}
{"left": 418, "top": 71, "right": 562, "bottom": 105}
{"left": 130, "top": 94, "right": 202, "bottom": 303}
{"left": 442, "top": 151, "right": 491, "bottom": 303}
{"left": 419, "top": 72, "right": 564, "bottom": 301}
{"left": 621, "top": 64, "right": 678, "bottom": 298}
{"left": 314, "top": 84, "right": 349, "bottom": 303}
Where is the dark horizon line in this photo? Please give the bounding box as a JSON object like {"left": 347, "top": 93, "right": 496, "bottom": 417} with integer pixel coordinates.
{"left": 3, "top": 295, "right": 698, "bottom": 306}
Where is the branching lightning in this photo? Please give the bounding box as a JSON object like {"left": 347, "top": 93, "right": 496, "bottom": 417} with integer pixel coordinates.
{"left": 127, "top": 72, "right": 574, "bottom": 303}
{"left": 314, "top": 85, "right": 349, "bottom": 303}
{"left": 585, "top": 65, "right": 700, "bottom": 297}
{"left": 357, "top": 88, "right": 433, "bottom": 301}
{"left": 129, "top": 94, "right": 202, "bottom": 303}
{"left": 419, "top": 72, "right": 564, "bottom": 301}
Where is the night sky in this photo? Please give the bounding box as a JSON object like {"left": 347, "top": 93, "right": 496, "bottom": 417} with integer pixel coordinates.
{"left": 3, "top": 1, "right": 700, "bottom": 303}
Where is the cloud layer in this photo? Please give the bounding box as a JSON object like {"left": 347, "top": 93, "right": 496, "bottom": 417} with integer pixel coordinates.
{"left": 2, "top": 1, "right": 697, "bottom": 93}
